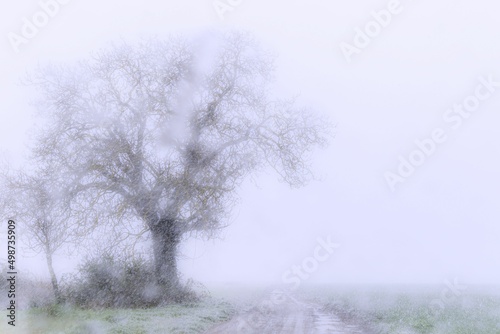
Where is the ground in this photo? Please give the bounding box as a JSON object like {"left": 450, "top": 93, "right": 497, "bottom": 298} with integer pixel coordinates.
{"left": 0, "top": 299, "right": 235, "bottom": 334}
{"left": 2, "top": 285, "right": 500, "bottom": 333}
{"left": 203, "top": 294, "right": 371, "bottom": 333}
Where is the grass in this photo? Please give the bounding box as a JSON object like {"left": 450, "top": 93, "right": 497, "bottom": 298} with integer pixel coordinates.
{"left": 4, "top": 283, "right": 500, "bottom": 333}
{"left": 301, "top": 284, "right": 500, "bottom": 334}
{"left": 0, "top": 298, "right": 235, "bottom": 334}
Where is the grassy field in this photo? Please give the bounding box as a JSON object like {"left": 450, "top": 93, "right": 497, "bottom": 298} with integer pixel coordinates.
{"left": 196, "top": 283, "right": 500, "bottom": 333}
{"left": 0, "top": 298, "right": 235, "bottom": 334}
{"left": 300, "top": 284, "right": 500, "bottom": 334}
{"left": 2, "top": 284, "right": 500, "bottom": 333}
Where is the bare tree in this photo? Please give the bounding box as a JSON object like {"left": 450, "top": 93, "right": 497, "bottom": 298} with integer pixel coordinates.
{"left": 28, "top": 32, "right": 330, "bottom": 297}
{"left": 1, "top": 169, "right": 76, "bottom": 303}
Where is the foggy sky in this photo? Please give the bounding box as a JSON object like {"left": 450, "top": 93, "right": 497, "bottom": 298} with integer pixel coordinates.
{"left": 1, "top": 0, "right": 500, "bottom": 286}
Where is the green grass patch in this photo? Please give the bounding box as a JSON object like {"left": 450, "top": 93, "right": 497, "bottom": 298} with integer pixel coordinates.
{"left": 0, "top": 298, "right": 235, "bottom": 334}
{"left": 302, "top": 284, "right": 500, "bottom": 334}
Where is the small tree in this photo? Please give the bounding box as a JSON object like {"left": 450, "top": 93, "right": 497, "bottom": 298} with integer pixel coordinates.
{"left": 28, "top": 32, "right": 330, "bottom": 297}
{"left": 2, "top": 169, "right": 76, "bottom": 303}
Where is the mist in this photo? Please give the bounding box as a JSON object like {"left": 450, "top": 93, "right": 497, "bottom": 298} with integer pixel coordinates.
{"left": 1, "top": 1, "right": 500, "bottom": 333}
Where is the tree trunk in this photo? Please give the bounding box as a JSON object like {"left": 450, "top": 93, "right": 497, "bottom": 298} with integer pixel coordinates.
{"left": 45, "top": 250, "right": 62, "bottom": 304}
{"left": 150, "top": 218, "right": 181, "bottom": 296}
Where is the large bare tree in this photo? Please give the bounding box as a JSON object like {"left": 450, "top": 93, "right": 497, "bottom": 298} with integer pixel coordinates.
{"left": 28, "top": 32, "right": 330, "bottom": 296}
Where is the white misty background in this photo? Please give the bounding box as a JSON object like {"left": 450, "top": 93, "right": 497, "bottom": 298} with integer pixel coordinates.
{"left": 0, "top": 0, "right": 499, "bottom": 289}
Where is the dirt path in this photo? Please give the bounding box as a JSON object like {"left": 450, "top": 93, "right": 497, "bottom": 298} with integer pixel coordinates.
{"left": 204, "top": 296, "right": 369, "bottom": 334}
